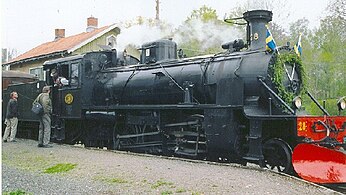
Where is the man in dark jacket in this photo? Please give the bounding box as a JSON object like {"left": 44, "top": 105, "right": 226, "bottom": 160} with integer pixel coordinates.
{"left": 3, "top": 91, "right": 19, "bottom": 142}
{"left": 33, "top": 86, "right": 52, "bottom": 148}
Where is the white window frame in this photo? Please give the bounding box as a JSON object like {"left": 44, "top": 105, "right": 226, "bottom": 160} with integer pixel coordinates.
{"left": 106, "top": 35, "right": 117, "bottom": 48}
{"left": 29, "top": 66, "right": 46, "bottom": 81}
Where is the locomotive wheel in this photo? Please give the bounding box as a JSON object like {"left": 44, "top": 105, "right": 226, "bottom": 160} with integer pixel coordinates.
{"left": 263, "top": 138, "right": 293, "bottom": 174}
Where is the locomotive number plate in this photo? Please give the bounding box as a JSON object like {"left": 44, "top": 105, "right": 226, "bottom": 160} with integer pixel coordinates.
{"left": 64, "top": 93, "right": 74, "bottom": 104}
{"left": 298, "top": 121, "right": 307, "bottom": 132}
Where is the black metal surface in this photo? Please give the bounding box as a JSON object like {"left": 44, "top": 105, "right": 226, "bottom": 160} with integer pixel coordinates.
{"left": 244, "top": 120, "right": 264, "bottom": 161}
{"left": 204, "top": 108, "right": 239, "bottom": 154}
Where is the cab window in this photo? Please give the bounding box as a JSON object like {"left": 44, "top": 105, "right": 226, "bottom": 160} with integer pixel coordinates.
{"left": 70, "top": 62, "right": 79, "bottom": 86}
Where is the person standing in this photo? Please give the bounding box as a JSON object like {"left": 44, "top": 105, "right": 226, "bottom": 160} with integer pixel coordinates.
{"left": 33, "top": 86, "right": 52, "bottom": 148}
{"left": 3, "top": 91, "right": 19, "bottom": 142}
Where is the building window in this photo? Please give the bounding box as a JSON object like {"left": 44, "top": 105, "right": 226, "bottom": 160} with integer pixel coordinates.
{"left": 29, "top": 67, "right": 45, "bottom": 81}
{"left": 106, "top": 35, "right": 117, "bottom": 48}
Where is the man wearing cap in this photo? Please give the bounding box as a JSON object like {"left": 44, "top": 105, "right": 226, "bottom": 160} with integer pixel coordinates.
{"left": 33, "top": 86, "right": 52, "bottom": 148}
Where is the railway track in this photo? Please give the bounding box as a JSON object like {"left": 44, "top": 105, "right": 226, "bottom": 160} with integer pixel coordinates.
{"left": 79, "top": 144, "right": 345, "bottom": 194}
{"left": 322, "top": 184, "right": 346, "bottom": 194}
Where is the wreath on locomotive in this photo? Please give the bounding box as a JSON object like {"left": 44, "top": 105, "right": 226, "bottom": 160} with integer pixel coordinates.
{"left": 267, "top": 47, "right": 307, "bottom": 112}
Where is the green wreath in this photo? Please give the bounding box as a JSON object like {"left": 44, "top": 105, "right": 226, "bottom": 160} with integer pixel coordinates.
{"left": 269, "top": 51, "right": 307, "bottom": 106}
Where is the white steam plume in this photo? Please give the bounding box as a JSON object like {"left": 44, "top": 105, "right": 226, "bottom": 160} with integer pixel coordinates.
{"left": 116, "top": 19, "right": 244, "bottom": 54}
{"left": 174, "top": 19, "right": 244, "bottom": 50}
{"left": 116, "top": 23, "right": 174, "bottom": 52}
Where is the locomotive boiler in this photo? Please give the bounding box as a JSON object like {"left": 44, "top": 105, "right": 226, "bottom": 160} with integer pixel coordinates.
{"left": 3, "top": 10, "right": 346, "bottom": 184}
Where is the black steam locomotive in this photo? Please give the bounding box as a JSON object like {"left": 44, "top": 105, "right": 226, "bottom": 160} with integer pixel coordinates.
{"left": 3, "top": 10, "right": 345, "bottom": 183}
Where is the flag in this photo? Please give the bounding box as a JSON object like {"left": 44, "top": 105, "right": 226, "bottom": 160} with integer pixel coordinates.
{"left": 294, "top": 33, "right": 302, "bottom": 57}
{"left": 265, "top": 25, "right": 277, "bottom": 52}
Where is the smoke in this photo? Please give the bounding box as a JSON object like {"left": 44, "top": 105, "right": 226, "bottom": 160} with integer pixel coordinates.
{"left": 116, "top": 23, "right": 174, "bottom": 52}
{"left": 173, "top": 19, "right": 243, "bottom": 50}
{"left": 116, "top": 18, "right": 244, "bottom": 55}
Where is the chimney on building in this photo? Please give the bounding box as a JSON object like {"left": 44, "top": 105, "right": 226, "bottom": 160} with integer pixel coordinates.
{"left": 55, "top": 29, "right": 65, "bottom": 40}
{"left": 86, "top": 16, "right": 98, "bottom": 32}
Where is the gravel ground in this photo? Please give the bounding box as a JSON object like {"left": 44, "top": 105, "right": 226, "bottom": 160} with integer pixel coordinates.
{"left": 2, "top": 139, "right": 340, "bottom": 195}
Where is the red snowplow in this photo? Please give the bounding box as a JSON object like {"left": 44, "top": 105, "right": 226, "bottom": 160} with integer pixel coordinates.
{"left": 292, "top": 116, "right": 346, "bottom": 184}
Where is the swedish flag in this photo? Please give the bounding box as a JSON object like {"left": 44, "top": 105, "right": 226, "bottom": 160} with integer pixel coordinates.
{"left": 265, "top": 25, "right": 277, "bottom": 52}
{"left": 294, "top": 33, "right": 302, "bottom": 57}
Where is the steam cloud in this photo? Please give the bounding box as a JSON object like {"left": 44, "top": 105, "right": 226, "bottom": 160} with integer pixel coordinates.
{"left": 116, "top": 19, "right": 244, "bottom": 54}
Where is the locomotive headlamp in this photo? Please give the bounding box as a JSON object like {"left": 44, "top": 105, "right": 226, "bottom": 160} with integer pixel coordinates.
{"left": 337, "top": 97, "right": 346, "bottom": 110}
{"left": 292, "top": 96, "right": 302, "bottom": 109}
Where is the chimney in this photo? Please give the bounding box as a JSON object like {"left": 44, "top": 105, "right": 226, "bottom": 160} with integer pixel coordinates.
{"left": 55, "top": 29, "right": 65, "bottom": 40}
{"left": 243, "top": 10, "right": 273, "bottom": 50}
{"left": 86, "top": 16, "right": 98, "bottom": 32}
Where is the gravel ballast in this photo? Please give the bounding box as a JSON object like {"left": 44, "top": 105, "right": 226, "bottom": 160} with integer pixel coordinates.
{"left": 2, "top": 139, "right": 338, "bottom": 194}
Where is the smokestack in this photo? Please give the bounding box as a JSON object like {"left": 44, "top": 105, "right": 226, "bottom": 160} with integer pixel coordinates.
{"left": 55, "top": 29, "right": 65, "bottom": 40}
{"left": 86, "top": 16, "right": 98, "bottom": 32}
{"left": 243, "top": 10, "right": 273, "bottom": 50}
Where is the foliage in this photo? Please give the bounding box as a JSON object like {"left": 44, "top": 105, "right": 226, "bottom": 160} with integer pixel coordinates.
{"left": 2, "top": 190, "right": 31, "bottom": 195}
{"left": 226, "top": 0, "right": 345, "bottom": 103}
{"left": 102, "top": 177, "right": 128, "bottom": 184}
{"left": 326, "top": 0, "right": 346, "bottom": 21}
{"left": 44, "top": 163, "right": 77, "bottom": 174}
{"left": 268, "top": 23, "right": 289, "bottom": 47}
{"left": 175, "top": 188, "right": 187, "bottom": 193}
{"left": 289, "top": 18, "right": 311, "bottom": 40}
{"left": 151, "top": 179, "right": 175, "bottom": 189}
{"left": 305, "top": 98, "right": 345, "bottom": 116}
{"left": 161, "top": 191, "right": 173, "bottom": 195}
{"left": 286, "top": 0, "right": 345, "bottom": 103}
{"left": 94, "top": 175, "right": 129, "bottom": 184}
{"left": 269, "top": 51, "right": 306, "bottom": 104}
{"left": 186, "top": 5, "right": 218, "bottom": 23}
{"left": 123, "top": 16, "right": 161, "bottom": 28}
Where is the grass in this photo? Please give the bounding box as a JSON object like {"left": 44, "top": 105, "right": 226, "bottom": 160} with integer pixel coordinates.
{"left": 2, "top": 189, "right": 32, "bottom": 195}
{"left": 175, "top": 188, "right": 187, "bottom": 193}
{"left": 2, "top": 150, "right": 57, "bottom": 172}
{"left": 107, "top": 178, "right": 128, "bottom": 184}
{"left": 151, "top": 179, "right": 175, "bottom": 189}
{"left": 161, "top": 191, "right": 173, "bottom": 195}
{"left": 95, "top": 176, "right": 129, "bottom": 184}
{"left": 44, "top": 163, "right": 77, "bottom": 174}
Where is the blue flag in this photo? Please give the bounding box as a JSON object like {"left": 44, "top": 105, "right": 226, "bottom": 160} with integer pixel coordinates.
{"left": 294, "top": 33, "right": 302, "bottom": 57}
{"left": 265, "top": 25, "right": 277, "bottom": 52}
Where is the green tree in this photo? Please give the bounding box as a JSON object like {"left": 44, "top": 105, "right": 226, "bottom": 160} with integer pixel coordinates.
{"left": 310, "top": 0, "right": 346, "bottom": 99}
{"left": 269, "top": 22, "right": 289, "bottom": 47}
{"left": 295, "top": 0, "right": 346, "bottom": 115}
{"left": 186, "top": 5, "right": 218, "bottom": 23}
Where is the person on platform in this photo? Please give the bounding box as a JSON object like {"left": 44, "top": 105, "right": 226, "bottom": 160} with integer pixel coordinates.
{"left": 33, "top": 86, "right": 52, "bottom": 148}
{"left": 3, "top": 91, "right": 19, "bottom": 143}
